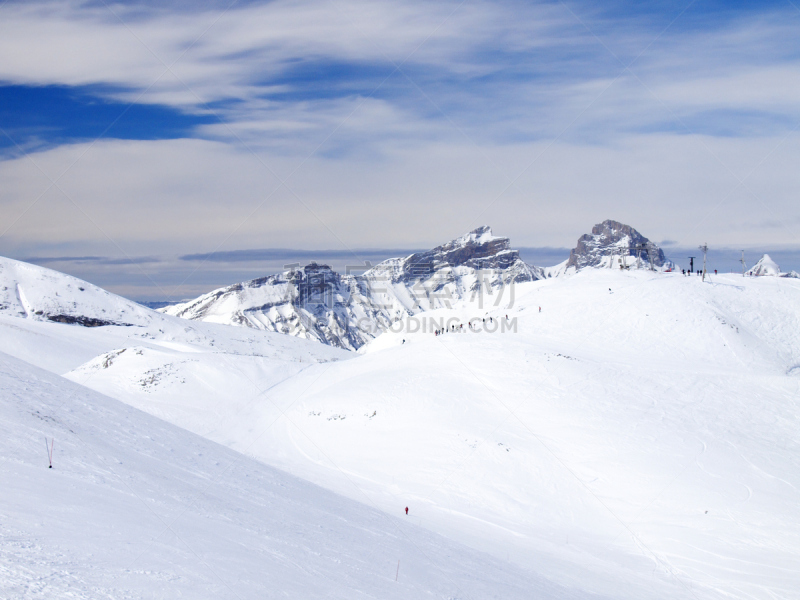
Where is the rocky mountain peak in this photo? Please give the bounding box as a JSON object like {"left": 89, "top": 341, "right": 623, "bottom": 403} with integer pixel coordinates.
{"left": 566, "top": 219, "right": 668, "bottom": 270}
{"left": 303, "top": 262, "right": 334, "bottom": 273}
{"left": 444, "top": 226, "right": 505, "bottom": 254}
{"left": 163, "top": 226, "right": 540, "bottom": 350}
{"left": 399, "top": 226, "right": 521, "bottom": 275}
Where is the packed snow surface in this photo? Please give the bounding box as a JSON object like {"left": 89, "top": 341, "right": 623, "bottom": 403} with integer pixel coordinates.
{"left": 2, "top": 255, "right": 800, "bottom": 600}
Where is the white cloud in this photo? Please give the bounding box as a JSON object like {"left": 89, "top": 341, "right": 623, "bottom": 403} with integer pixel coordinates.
{"left": 0, "top": 1, "right": 572, "bottom": 104}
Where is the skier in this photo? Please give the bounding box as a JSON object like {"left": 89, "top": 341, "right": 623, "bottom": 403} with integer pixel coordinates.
{"left": 405, "top": 507, "right": 408, "bottom": 515}
{"left": 538, "top": 306, "right": 541, "bottom": 313}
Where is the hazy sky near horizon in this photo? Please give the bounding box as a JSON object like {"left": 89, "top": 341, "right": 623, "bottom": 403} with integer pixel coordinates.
{"left": 2, "top": 0, "right": 800, "bottom": 299}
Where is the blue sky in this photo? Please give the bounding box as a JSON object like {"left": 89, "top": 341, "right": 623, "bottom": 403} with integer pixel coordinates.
{"left": 1, "top": 0, "right": 799, "bottom": 299}
{"left": 0, "top": 84, "right": 215, "bottom": 151}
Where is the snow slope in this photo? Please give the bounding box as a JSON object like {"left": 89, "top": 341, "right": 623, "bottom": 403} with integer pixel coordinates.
{"left": 0, "top": 256, "right": 156, "bottom": 327}
{"left": 0, "top": 255, "right": 348, "bottom": 377}
{"left": 4, "top": 255, "right": 800, "bottom": 600}
{"left": 0, "top": 255, "right": 356, "bottom": 458}
{"left": 1, "top": 350, "right": 582, "bottom": 599}
{"left": 69, "top": 268, "right": 800, "bottom": 600}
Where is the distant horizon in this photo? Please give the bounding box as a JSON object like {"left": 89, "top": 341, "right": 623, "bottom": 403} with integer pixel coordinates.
{"left": 11, "top": 241, "right": 800, "bottom": 304}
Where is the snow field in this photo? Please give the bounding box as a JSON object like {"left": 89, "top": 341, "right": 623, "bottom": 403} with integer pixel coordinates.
{"left": 220, "top": 270, "right": 800, "bottom": 600}
{"left": 1, "top": 351, "right": 583, "bottom": 599}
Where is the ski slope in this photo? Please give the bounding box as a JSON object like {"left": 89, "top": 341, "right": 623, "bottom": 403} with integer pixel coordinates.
{"left": 3, "top": 256, "right": 799, "bottom": 600}
{"left": 0, "top": 351, "right": 586, "bottom": 599}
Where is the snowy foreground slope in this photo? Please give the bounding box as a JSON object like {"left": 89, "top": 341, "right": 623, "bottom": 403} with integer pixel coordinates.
{"left": 3, "top": 255, "right": 800, "bottom": 600}
{"left": 1, "top": 352, "right": 576, "bottom": 600}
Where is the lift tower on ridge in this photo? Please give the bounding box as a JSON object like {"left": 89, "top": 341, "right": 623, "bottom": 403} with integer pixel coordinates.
{"left": 699, "top": 243, "right": 709, "bottom": 282}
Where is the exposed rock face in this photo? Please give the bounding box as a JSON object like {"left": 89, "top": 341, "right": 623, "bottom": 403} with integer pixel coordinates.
{"left": 46, "top": 314, "right": 133, "bottom": 327}
{"left": 566, "top": 220, "right": 668, "bottom": 270}
{"left": 163, "top": 227, "right": 541, "bottom": 350}
{"left": 403, "top": 226, "right": 526, "bottom": 274}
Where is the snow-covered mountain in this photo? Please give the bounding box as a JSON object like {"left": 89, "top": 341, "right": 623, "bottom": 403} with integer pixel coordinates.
{"left": 744, "top": 254, "right": 800, "bottom": 278}
{"left": 563, "top": 219, "right": 671, "bottom": 271}
{"left": 0, "top": 254, "right": 349, "bottom": 376}
{"left": 162, "top": 226, "right": 541, "bottom": 350}
{"left": 747, "top": 253, "right": 781, "bottom": 276}
{"left": 0, "top": 256, "right": 156, "bottom": 327}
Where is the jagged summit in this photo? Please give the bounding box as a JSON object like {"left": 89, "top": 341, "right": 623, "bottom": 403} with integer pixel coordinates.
{"left": 402, "top": 226, "right": 521, "bottom": 272}
{"left": 436, "top": 225, "right": 506, "bottom": 259}
{"left": 566, "top": 219, "right": 668, "bottom": 270}
{"left": 163, "top": 227, "right": 540, "bottom": 350}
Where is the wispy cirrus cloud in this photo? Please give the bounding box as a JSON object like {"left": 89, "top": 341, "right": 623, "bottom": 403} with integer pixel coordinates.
{"left": 179, "top": 247, "right": 422, "bottom": 263}
{"left": 22, "top": 255, "right": 162, "bottom": 265}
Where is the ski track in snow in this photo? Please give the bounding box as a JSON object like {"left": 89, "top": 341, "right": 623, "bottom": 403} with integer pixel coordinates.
{"left": 15, "top": 283, "right": 32, "bottom": 318}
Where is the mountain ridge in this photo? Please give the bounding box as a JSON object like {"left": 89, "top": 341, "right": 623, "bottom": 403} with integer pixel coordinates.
{"left": 161, "top": 226, "right": 541, "bottom": 350}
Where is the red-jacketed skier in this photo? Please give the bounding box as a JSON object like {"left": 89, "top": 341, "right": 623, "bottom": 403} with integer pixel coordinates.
{"left": 405, "top": 507, "right": 408, "bottom": 515}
